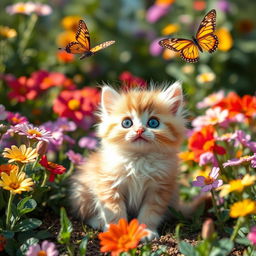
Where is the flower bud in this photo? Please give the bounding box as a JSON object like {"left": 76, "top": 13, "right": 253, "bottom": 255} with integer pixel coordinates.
{"left": 36, "top": 141, "right": 49, "bottom": 155}
{"left": 201, "top": 218, "right": 215, "bottom": 239}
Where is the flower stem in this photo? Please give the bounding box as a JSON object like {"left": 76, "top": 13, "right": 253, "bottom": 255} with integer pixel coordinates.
{"left": 210, "top": 190, "right": 222, "bottom": 224}
{"left": 230, "top": 217, "right": 243, "bottom": 241}
{"left": 41, "top": 171, "right": 49, "bottom": 187}
{"left": 6, "top": 192, "right": 14, "bottom": 230}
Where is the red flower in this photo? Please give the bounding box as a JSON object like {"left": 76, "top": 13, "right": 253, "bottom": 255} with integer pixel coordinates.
{"left": 188, "top": 126, "right": 226, "bottom": 162}
{"left": 53, "top": 87, "right": 100, "bottom": 128}
{"left": 57, "top": 51, "right": 75, "bottom": 63}
{"left": 0, "top": 235, "right": 6, "bottom": 252}
{"left": 119, "top": 71, "right": 147, "bottom": 91}
{"left": 215, "top": 92, "right": 256, "bottom": 119}
{"left": 39, "top": 155, "right": 66, "bottom": 182}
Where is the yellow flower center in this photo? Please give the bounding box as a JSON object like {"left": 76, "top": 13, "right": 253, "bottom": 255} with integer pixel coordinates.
{"left": 68, "top": 99, "right": 80, "bottom": 110}
{"left": 37, "top": 251, "right": 47, "bottom": 256}
{"left": 16, "top": 5, "right": 26, "bottom": 12}
{"left": 27, "top": 129, "right": 42, "bottom": 137}
{"left": 204, "top": 176, "right": 214, "bottom": 185}
{"left": 9, "top": 182, "right": 20, "bottom": 190}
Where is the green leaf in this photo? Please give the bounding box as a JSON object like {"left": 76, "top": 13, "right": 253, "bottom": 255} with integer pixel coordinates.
{"left": 17, "top": 237, "right": 39, "bottom": 256}
{"left": 79, "top": 236, "right": 88, "bottom": 256}
{"left": 58, "top": 207, "right": 73, "bottom": 244}
{"left": 35, "top": 230, "right": 53, "bottom": 240}
{"left": 235, "top": 237, "right": 250, "bottom": 246}
{"left": 4, "top": 238, "right": 18, "bottom": 256}
{"left": 210, "top": 238, "right": 234, "bottom": 256}
{"left": 13, "top": 218, "right": 42, "bottom": 232}
{"left": 179, "top": 241, "right": 198, "bottom": 256}
{"left": 17, "top": 197, "right": 37, "bottom": 216}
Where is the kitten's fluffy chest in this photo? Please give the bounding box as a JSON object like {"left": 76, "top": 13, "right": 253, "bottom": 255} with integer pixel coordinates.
{"left": 103, "top": 149, "right": 177, "bottom": 211}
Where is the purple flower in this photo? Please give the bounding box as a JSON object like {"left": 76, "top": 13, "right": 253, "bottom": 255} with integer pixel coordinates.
{"left": 217, "top": 0, "right": 230, "bottom": 12}
{"left": 53, "top": 117, "right": 77, "bottom": 132}
{"left": 199, "top": 152, "right": 218, "bottom": 166}
{"left": 79, "top": 136, "right": 98, "bottom": 150}
{"left": 0, "top": 105, "right": 7, "bottom": 121}
{"left": 26, "top": 240, "right": 58, "bottom": 256}
{"left": 149, "top": 38, "right": 164, "bottom": 56}
{"left": 223, "top": 154, "right": 256, "bottom": 168}
{"left": 146, "top": 4, "right": 170, "bottom": 23}
{"left": 66, "top": 150, "right": 86, "bottom": 165}
{"left": 192, "top": 167, "right": 223, "bottom": 192}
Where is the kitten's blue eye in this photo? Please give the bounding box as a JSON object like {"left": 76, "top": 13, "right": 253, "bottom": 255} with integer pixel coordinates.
{"left": 147, "top": 118, "right": 159, "bottom": 128}
{"left": 122, "top": 118, "right": 133, "bottom": 128}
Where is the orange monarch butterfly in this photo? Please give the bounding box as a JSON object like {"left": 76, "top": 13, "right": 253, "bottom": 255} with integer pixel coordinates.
{"left": 159, "top": 9, "right": 219, "bottom": 63}
{"left": 59, "top": 20, "right": 115, "bottom": 60}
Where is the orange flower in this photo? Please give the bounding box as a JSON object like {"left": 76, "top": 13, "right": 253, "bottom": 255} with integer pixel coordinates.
{"left": 0, "top": 164, "right": 18, "bottom": 175}
{"left": 57, "top": 51, "right": 75, "bottom": 63}
{"left": 188, "top": 126, "right": 225, "bottom": 162}
{"left": 99, "top": 219, "right": 148, "bottom": 256}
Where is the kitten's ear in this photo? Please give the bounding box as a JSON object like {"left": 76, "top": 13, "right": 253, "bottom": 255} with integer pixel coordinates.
{"left": 101, "top": 86, "right": 120, "bottom": 114}
{"left": 160, "top": 81, "right": 183, "bottom": 115}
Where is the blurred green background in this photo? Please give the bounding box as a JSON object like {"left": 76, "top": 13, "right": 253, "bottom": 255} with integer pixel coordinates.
{"left": 0, "top": 0, "right": 255, "bottom": 107}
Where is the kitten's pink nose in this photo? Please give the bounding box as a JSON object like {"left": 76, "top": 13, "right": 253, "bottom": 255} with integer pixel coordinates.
{"left": 136, "top": 128, "right": 145, "bottom": 135}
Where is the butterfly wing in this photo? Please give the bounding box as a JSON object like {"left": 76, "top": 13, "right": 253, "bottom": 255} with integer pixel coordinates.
{"left": 64, "top": 42, "right": 87, "bottom": 54}
{"left": 90, "top": 40, "right": 116, "bottom": 53}
{"left": 159, "top": 38, "right": 200, "bottom": 63}
{"left": 76, "top": 20, "right": 90, "bottom": 51}
{"left": 196, "top": 9, "right": 219, "bottom": 53}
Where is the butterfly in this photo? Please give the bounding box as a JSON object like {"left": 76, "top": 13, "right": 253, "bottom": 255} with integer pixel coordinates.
{"left": 159, "top": 9, "right": 219, "bottom": 63}
{"left": 59, "top": 20, "right": 115, "bottom": 60}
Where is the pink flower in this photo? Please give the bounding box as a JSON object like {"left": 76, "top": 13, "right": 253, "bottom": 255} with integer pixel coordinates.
{"left": 0, "top": 105, "right": 7, "bottom": 121}
{"left": 223, "top": 154, "right": 256, "bottom": 168}
{"left": 26, "top": 240, "right": 58, "bottom": 256}
{"left": 34, "top": 3, "right": 52, "bottom": 16}
{"left": 6, "top": 112, "right": 28, "bottom": 125}
{"left": 197, "top": 91, "right": 225, "bottom": 109}
{"left": 6, "top": 2, "right": 35, "bottom": 15}
{"left": 78, "top": 136, "right": 98, "bottom": 150}
{"left": 192, "top": 167, "right": 223, "bottom": 192}
{"left": 248, "top": 226, "right": 256, "bottom": 245}
{"left": 149, "top": 38, "right": 164, "bottom": 56}
{"left": 66, "top": 150, "right": 86, "bottom": 165}
{"left": 146, "top": 4, "right": 170, "bottom": 23}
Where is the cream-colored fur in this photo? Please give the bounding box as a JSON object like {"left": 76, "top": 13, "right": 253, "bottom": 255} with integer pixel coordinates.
{"left": 70, "top": 82, "right": 204, "bottom": 240}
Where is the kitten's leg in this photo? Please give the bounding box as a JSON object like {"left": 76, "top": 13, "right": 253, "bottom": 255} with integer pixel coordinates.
{"left": 96, "top": 190, "right": 128, "bottom": 231}
{"left": 137, "top": 187, "right": 172, "bottom": 241}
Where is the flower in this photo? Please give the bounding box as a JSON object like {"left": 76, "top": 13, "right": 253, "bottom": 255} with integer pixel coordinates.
{"left": 78, "top": 136, "right": 98, "bottom": 150}
{"left": 66, "top": 150, "right": 86, "bottom": 165}
{"left": 9, "top": 123, "right": 53, "bottom": 143}
{"left": 53, "top": 87, "right": 100, "bottom": 129}
{"left": 192, "top": 167, "right": 223, "bottom": 192}
{"left": 193, "top": 0, "right": 206, "bottom": 11}
{"left": 215, "top": 28, "right": 233, "bottom": 51}
{"left": 119, "top": 72, "right": 147, "bottom": 90}
{"left": 201, "top": 218, "right": 215, "bottom": 239}
{"left": 0, "top": 169, "right": 34, "bottom": 194}
{"left": 178, "top": 151, "right": 195, "bottom": 162}
{"left": 39, "top": 155, "right": 66, "bottom": 182}
{"left": 57, "top": 31, "right": 76, "bottom": 48}
{"left": 218, "top": 174, "right": 256, "bottom": 197}
{"left": 61, "top": 16, "right": 82, "bottom": 31}
{"left": 149, "top": 38, "right": 164, "bottom": 56}
{"left": 247, "top": 226, "right": 256, "bottom": 245}
{"left": 217, "top": 0, "right": 230, "bottom": 12}
{"left": 236, "top": 19, "right": 254, "bottom": 34}
{"left": 197, "top": 91, "right": 225, "bottom": 109}
{"left": 0, "top": 235, "right": 6, "bottom": 252}
{"left": 3, "top": 145, "right": 39, "bottom": 164}
{"left": 6, "top": 111, "right": 28, "bottom": 125}
{"left": 0, "top": 26, "right": 17, "bottom": 38}
{"left": 161, "top": 23, "right": 180, "bottom": 35}
{"left": 192, "top": 107, "right": 229, "bottom": 129}
{"left": 26, "top": 240, "right": 58, "bottom": 256}
{"left": 230, "top": 199, "right": 256, "bottom": 218}
{"left": 0, "top": 105, "right": 7, "bottom": 120}
{"left": 0, "top": 164, "right": 18, "bottom": 175}
{"left": 223, "top": 155, "right": 256, "bottom": 168}
{"left": 99, "top": 218, "right": 148, "bottom": 256}
{"left": 146, "top": 4, "right": 171, "bottom": 23}
{"left": 57, "top": 51, "right": 75, "bottom": 63}
{"left": 6, "top": 2, "right": 35, "bottom": 15}
{"left": 196, "top": 72, "right": 216, "bottom": 84}
{"left": 33, "top": 3, "right": 52, "bottom": 16}
{"left": 162, "top": 49, "right": 179, "bottom": 60}
{"left": 155, "top": 0, "right": 175, "bottom": 4}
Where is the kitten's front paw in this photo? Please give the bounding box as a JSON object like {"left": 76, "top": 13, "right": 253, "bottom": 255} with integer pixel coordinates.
{"left": 141, "top": 229, "right": 159, "bottom": 242}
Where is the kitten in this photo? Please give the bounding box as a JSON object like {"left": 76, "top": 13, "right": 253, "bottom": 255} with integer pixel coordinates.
{"left": 70, "top": 82, "right": 205, "bottom": 240}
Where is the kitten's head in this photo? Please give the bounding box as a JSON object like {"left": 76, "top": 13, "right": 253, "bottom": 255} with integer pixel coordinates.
{"left": 98, "top": 82, "right": 186, "bottom": 153}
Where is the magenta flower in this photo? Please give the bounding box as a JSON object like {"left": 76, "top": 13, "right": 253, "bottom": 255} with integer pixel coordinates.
{"left": 223, "top": 154, "right": 256, "bottom": 168}
{"left": 78, "top": 136, "right": 98, "bottom": 150}
{"left": 26, "top": 240, "right": 58, "bottom": 256}
{"left": 199, "top": 152, "right": 218, "bottom": 166}
{"left": 248, "top": 226, "right": 256, "bottom": 245}
{"left": 146, "top": 4, "right": 170, "bottom": 23}
{"left": 0, "top": 105, "right": 7, "bottom": 121}
{"left": 66, "top": 150, "right": 86, "bottom": 165}
{"left": 149, "top": 38, "right": 164, "bottom": 56}
{"left": 217, "top": 0, "right": 230, "bottom": 12}
{"left": 7, "top": 111, "right": 28, "bottom": 125}
{"left": 192, "top": 167, "right": 223, "bottom": 192}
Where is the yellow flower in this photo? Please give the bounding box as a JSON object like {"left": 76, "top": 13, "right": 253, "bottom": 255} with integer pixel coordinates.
{"left": 219, "top": 174, "right": 256, "bottom": 197}
{"left": 215, "top": 28, "right": 233, "bottom": 52}
{"left": 162, "top": 49, "right": 179, "bottom": 60}
{"left": 181, "top": 64, "right": 195, "bottom": 74}
{"left": 61, "top": 16, "right": 82, "bottom": 31}
{"left": 196, "top": 72, "right": 216, "bottom": 84}
{"left": 179, "top": 151, "right": 195, "bottom": 161}
{"left": 0, "top": 169, "right": 34, "bottom": 194}
{"left": 156, "top": 0, "right": 175, "bottom": 5}
{"left": 230, "top": 199, "right": 256, "bottom": 218}
{"left": 2, "top": 145, "right": 38, "bottom": 164}
{"left": 0, "top": 26, "right": 17, "bottom": 38}
{"left": 161, "top": 23, "right": 180, "bottom": 36}
{"left": 56, "top": 31, "right": 76, "bottom": 47}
